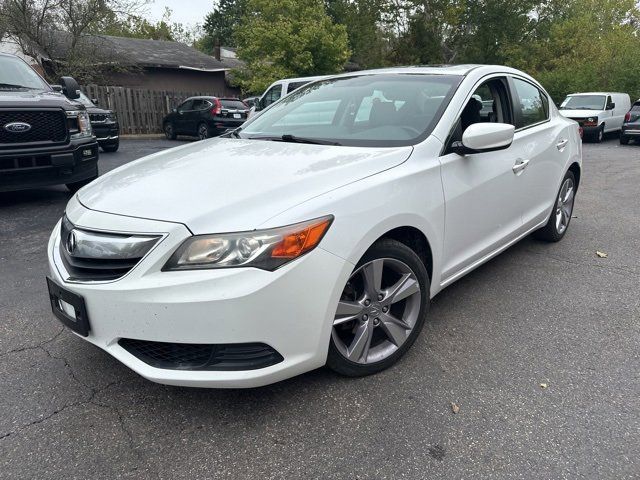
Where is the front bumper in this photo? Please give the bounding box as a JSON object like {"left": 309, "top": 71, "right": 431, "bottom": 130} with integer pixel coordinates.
{"left": 0, "top": 140, "right": 99, "bottom": 192}
{"left": 47, "top": 200, "right": 352, "bottom": 388}
{"left": 622, "top": 125, "right": 640, "bottom": 136}
{"left": 92, "top": 122, "right": 120, "bottom": 143}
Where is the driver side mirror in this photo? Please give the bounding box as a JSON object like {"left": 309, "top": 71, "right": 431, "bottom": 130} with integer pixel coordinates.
{"left": 452, "top": 123, "right": 515, "bottom": 156}
{"left": 92, "top": 98, "right": 99, "bottom": 106}
{"left": 255, "top": 97, "right": 265, "bottom": 112}
{"left": 607, "top": 102, "right": 615, "bottom": 110}
{"left": 59, "top": 76, "right": 80, "bottom": 100}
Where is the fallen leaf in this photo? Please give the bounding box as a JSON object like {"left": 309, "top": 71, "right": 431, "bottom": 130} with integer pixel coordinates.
{"left": 596, "top": 251, "right": 608, "bottom": 258}
{"left": 451, "top": 402, "right": 460, "bottom": 414}
{"left": 539, "top": 383, "right": 548, "bottom": 389}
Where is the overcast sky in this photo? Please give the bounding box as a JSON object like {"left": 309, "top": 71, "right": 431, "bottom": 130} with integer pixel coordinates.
{"left": 147, "top": 0, "right": 214, "bottom": 27}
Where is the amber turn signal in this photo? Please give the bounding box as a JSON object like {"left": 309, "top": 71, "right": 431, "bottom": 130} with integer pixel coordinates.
{"left": 271, "top": 217, "right": 333, "bottom": 259}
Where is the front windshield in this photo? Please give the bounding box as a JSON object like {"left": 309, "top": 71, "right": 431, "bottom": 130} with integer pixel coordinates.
{"left": 239, "top": 74, "right": 463, "bottom": 147}
{"left": 560, "top": 95, "right": 606, "bottom": 110}
{"left": 77, "top": 92, "right": 96, "bottom": 107}
{"left": 0, "top": 55, "right": 50, "bottom": 91}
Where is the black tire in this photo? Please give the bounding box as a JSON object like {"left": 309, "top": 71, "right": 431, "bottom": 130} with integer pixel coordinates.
{"left": 198, "top": 122, "right": 211, "bottom": 140}
{"left": 101, "top": 139, "right": 119, "bottom": 152}
{"left": 164, "top": 123, "right": 176, "bottom": 140}
{"left": 66, "top": 174, "right": 98, "bottom": 193}
{"left": 620, "top": 135, "right": 630, "bottom": 145}
{"left": 326, "top": 238, "right": 430, "bottom": 377}
{"left": 533, "top": 170, "right": 576, "bottom": 242}
{"left": 594, "top": 125, "right": 604, "bottom": 143}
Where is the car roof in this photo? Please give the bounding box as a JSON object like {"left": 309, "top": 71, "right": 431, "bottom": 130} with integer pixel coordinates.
{"left": 567, "top": 92, "right": 627, "bottom": 96}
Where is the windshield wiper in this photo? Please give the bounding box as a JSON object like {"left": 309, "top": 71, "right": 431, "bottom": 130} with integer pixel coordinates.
{"left": 0, "top": 83, "right": 36, "bottom": 90}
{"left": 246, "top": 134, "right": 341, "bottom": 146}
{"left": 281, "top": 134, "right": 341, "bottom": 146}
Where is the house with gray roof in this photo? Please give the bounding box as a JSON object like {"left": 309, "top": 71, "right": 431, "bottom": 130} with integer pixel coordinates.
{"left": 47, "top": 34, "right": 240, "bottom": 96}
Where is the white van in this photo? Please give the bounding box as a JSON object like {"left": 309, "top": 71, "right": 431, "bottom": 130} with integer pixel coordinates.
{"left": 249, "top": 75, "right": 330, "bottom": 118}
{"left": 559, "top": 92, "right": 631, "bottom": 142}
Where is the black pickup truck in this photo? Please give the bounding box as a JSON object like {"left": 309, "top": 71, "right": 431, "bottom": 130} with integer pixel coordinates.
{"left": 0, "top": 53, "right": 99, "bottom": 193}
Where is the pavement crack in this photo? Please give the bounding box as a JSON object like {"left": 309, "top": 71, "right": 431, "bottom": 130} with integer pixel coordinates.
{"left": 0, "top": 327, "right": 65, "bottom": 359}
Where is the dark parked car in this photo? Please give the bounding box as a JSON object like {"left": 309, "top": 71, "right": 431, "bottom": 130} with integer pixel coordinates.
{"left": 162, "top": 97, "right": 250, "bottom": 140}
{"left": 77, "top": 92, "right": 120, "bottom": 152}
{"left": 620, "top": 101, "right": 640, "bottom": 145}
{"left": 0, "top": 53, "right": 99, "bottom": 193}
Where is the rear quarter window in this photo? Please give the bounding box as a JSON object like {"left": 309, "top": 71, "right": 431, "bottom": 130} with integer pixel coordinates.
{"left": 221, "top": 99, "right": 248, "bottom": 109}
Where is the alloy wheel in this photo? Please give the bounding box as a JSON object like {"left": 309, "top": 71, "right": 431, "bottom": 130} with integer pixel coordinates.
{"left": 332, "top": 258, "right": 422, "bottom": 364}
{"left": 555, "top": 177, "right": 575, "bottom": 235}
{"left": 164, "top": 124, "right": 174, "bottom": 139}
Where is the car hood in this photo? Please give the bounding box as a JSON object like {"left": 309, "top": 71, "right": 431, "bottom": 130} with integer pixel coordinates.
{"left": 78, "top": 138, "right": 413, "bottom": 233}
{"left": 559, "top": 109, "right": 603, "bottom": 118}
{"left": 0, "top": 89, "right": 83, "bottom": 109}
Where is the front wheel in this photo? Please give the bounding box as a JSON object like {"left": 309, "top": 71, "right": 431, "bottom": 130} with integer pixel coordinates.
{"left": 101, "top": 139, "right": 119, "bottom": 152}
{"left": 164, "top": 123, "right": 176, "bottom": 140}
{"left": 327, "top": 239, "right": 430, "bottom": 377}
{"left": 533, "top": 170, "right": 576, "bottom": 242}
{"left": 594, "top": 125, "right": 604, "bottom": 143}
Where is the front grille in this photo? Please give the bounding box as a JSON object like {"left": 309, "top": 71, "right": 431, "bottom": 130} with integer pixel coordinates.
{"left": 0, "top": 110, "right": 68, "bottom": 146}
{"left": 0, "top": 154, "right": 52, "bottom": 170}
{"left": 89, "top": 113, "right": 108, "bottom": 123}
{"left": 59, "top": 216, "right": 160, "bottom": 281}
{"left": 119, "top": 339, "right": 284, "bottom": 371}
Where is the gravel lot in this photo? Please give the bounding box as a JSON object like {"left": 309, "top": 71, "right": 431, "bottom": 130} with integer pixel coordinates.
{"left": 1, "top": 138, "right": 638, "bottom": 479}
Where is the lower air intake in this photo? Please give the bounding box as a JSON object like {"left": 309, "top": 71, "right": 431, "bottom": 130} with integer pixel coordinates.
{"left": 118, "top": 339, "right": 284, "bottom": 371}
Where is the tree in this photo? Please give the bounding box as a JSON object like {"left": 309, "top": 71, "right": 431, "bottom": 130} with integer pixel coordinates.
{"left": 1, "top": 0, "right": 147, "bottom": 81}
{"left": 106, "top": 7, "right": 200, "bottom": 44}
{"left": 199, "top": 0, "right": 248, "bottom": 52}
{"left": 325, "top": 0, "right": 390, "bottom": 69}
{"left": 234, "top": 0, "right": 350, "bottom": 93}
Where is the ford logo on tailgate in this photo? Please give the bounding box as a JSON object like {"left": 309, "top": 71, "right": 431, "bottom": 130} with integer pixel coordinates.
{"left": 4, "top": 122, "right": 32, "bottom": 133}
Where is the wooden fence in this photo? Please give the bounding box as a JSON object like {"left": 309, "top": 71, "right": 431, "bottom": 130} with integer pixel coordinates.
{"left": 81, "top": 85, "right": 223, "bottom": 135}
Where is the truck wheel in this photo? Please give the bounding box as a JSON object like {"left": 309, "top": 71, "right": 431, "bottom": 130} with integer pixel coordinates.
{"left": 101, "top": 140, "right": 119, "bottom": 152}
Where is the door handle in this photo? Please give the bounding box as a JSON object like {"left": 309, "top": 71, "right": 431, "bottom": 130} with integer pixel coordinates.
{"left": 512, "top": 158, "right": 530, "bottom": 174}
{"left": 556, "top": 138, "right": 569, "bottom": 151}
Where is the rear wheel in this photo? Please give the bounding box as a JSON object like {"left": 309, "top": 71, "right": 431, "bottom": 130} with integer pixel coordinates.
{"left": 164, "top": 122, "right": 176, "bottom": 140}
{"left": 198, "top": 122, "right": 210, "bottom": 140}
{"left": 533, "top": 170, "right": 576, "bottom": 242}
{"left": 327, "top": 239, "right": 429, "bottom": 377}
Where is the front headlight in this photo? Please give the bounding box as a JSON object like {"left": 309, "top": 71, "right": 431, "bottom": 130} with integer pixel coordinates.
{"left": 163, "top": 216, "right": 333, "bottom": 271}
{"left": 106, "top": 112, "right": 118, "bottom": 123}
{"left": 67, "top": 110, "right": 92, "bottom": 138}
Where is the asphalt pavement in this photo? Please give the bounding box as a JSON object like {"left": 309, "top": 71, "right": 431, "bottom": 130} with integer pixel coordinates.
{"left": 0, "top": 137, "right": 638, "bottom": 479}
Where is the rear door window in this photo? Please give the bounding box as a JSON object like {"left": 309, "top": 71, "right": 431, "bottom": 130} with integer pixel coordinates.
{"left": 287, "top": 81, "right": 309, "bottom": 94}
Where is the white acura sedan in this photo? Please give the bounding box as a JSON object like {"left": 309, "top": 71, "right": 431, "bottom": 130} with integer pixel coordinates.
{"left": 47, "top": 65, "right": 581, "bottom": 388}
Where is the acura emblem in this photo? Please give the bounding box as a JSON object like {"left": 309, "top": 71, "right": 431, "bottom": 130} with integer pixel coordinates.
{"left": 66, "top": 230, "right": 77, "bottom": 255}
{"left": 4, "top": 122, "right": 32, "bottom": 133}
